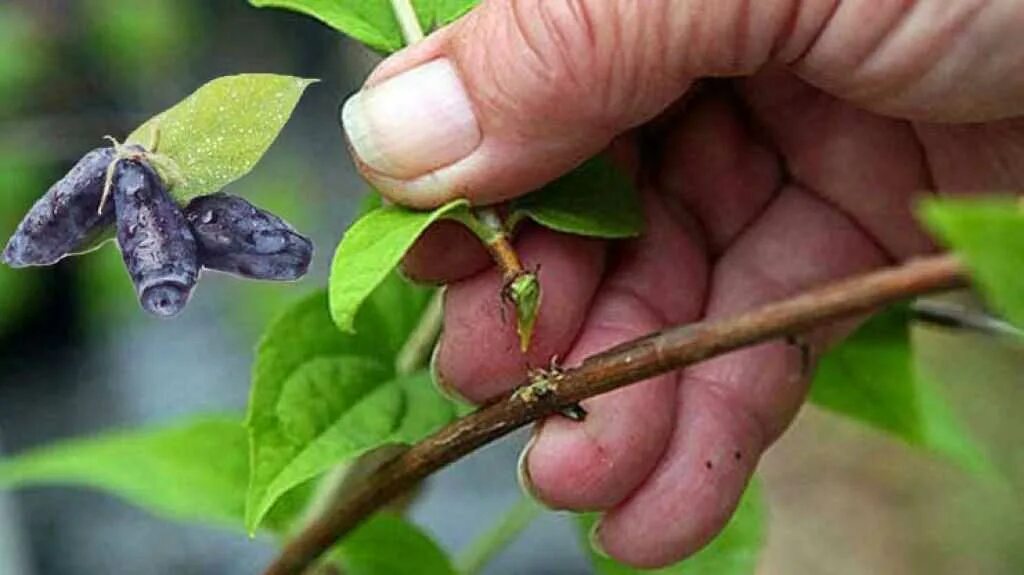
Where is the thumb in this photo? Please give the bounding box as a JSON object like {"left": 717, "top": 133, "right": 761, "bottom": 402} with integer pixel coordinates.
{"left": 342, "top": 0, "right": 1024, "bottom": 209}
{"left": 342, "top": 0, "right": 798, "bottom": 207}
{"left": 341, "top": 0, "right": 735, "bottom": 209}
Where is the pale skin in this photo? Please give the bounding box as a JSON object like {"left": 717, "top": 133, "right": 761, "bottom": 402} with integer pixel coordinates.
{"left": 343, "top": 0, "right": 1024, "bottom": 568}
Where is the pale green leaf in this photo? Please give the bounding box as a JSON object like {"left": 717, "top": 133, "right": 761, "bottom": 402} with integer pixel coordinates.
{"left": 921, "top": 198, "right": 1024, "bottom": 328}
{"left": 510, "top": 157, "right": 645, "bottom": 239}
{"left": 327, "top": 513, "right": 456, "bottom": 575}
{"left": 810, "top": 306, "right": 991, "bottom": 474}
{"left": 329, "top": 200, "right": 469, "bottom": 332}
{"left": 0, "top": 416, "right": 249, "bottom": 528}
{"left": 126, "top": 74, "right": 316, "bottom": 203}
{"left": 578, "top": 480, "right": 765, "bottom": 575}
{"left": 246, "top": 368, "right": 457, "bottom": 533}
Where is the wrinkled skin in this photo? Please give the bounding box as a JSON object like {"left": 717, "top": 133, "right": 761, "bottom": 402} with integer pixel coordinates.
{"left": 3, "top": 147, "right": 116, "bottom": 267}
{"left": 114, "top": 159, "right": 198, "bottom": 318}
{"left": 184, "top": 193, "right": 312, "bottom": 281}
{"left": 343, "top": 0, "right": 1024, "bottom": 568}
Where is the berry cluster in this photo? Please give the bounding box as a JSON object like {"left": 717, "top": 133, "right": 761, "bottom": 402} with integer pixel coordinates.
{"left": 2, "top": 146, "right": 313, "bottom": 317}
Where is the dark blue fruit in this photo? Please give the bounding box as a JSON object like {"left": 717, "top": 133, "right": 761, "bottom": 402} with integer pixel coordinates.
{"left": 114, "top": 159, "right": 198, "bottom": 318}
{"left": 3, "top": 147, "right": 117, "bottom": 267}
{"left": 185, "top": 193, "right": 312, "bottom": 281}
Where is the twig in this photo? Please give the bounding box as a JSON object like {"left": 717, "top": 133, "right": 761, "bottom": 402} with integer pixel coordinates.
{"left": 911, "top": 298, "right": 1023, "bottom": 340}
{"left": 262, "top": 253, "right": 967, "bottom": 575}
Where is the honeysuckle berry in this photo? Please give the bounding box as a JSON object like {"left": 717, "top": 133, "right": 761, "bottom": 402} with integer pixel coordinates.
{"left": 113, "top": 158, "right": 198, "bottom": 318}
{"left": 185, "top": 193, "right": 312, "bottom": 281}
{"left": 3, "top": 147, "right": 117, "bottom": 267}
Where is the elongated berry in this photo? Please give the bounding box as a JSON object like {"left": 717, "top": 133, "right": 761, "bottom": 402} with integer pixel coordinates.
{"left": 2, "top": 147, "right": 117, "bottom": 267}
{"left": 114, "top": 159, "right": 198, "bottom": 318}
{"left": 185, "top": 193, "right": 312, "bottom": 281}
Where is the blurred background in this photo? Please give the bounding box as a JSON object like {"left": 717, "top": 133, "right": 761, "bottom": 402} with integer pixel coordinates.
{"left": 0, "top": 1, "right": 1021, "bottom": 574}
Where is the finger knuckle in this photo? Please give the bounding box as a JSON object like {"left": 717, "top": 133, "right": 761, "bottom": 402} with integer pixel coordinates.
{"left": 464, "top": 0, "right": 628, "bottom": 133}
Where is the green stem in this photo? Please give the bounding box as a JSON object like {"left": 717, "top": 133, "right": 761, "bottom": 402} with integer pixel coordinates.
{"left": 447, "top": 209, "right": 505, "bottom": 246}
{"left": 448, "top": 208, "right": 523, "bottom": 277}
{"left": 456, "top": 497, "right": 543, "bottom": 575}
{"left": 395, "top": 289, "right": 445, "bottom": 376}
{"left": 390, "top": 0, "right": 425, "bottom": 44}
{"left": 473, "top": 208, "right": 523, "bottom": 277}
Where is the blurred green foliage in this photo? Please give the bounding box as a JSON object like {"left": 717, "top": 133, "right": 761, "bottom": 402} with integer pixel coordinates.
{"left": 0, "top": 6, "right": 49, "bottom": 336}
{"left": 81, "top": 0, "right": 199, "bottom": 90}
{"left": 811, "top": 306, "right": 992, "bottom": 475}
{"left": 0, "top": 5, "right": 47, "bottom": 110}
{"left": 0, "top": 154, "right": 44, "bottom": 336}
{"left": 923, "top": 198, "right": 1024, "bottom": 328}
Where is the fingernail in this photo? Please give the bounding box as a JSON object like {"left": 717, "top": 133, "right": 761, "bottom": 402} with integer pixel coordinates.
{"left": 342, "top": 59, "right": 481, "bottom": 180}
{"left": 517, "top": 426, "right": 554, "bottom": 509}
{"left": 430, "top": 332, "right": 471, "bottom": 405}
{"left": 588, "top": 519, "right": 611, "bottom": 559}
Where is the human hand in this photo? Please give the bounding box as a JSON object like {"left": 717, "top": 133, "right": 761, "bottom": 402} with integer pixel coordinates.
{"left": 340, "top": 0, "right": 1024, "bottom": 567}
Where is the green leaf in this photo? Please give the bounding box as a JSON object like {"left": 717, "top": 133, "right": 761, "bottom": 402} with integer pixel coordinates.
{"left": 126, "top": 74, "right": 316, "bottom": 203}
{"left": 577, "top": 480, "right": 765, "bottom": 575}
{"left": 509, "top": 157, "right": 644, "bottom": 239}
{"left": 246, "top": 368, "right": 457, "bottom": 533}
{"left": 433, "top": 0, "right": 479, "bottom": 25}
{"left": 247, "top": 1, "right": 479, "bottom": 53}
{"left": 329, "top": 200, "right": 469, "bottom": 332}
{"left": 327, "top": 513, "right": 456, "bottom": 575}
{"left": 250, "top": 279, "right": 431, "bottom": 408}
{"left": 247, "top": 0, "right": 425, "bottom": 54}
{"left": 247, "top": 277, "right": 435, "bottom": 532}
{"left": 0, "top": 416, "right": 249, "bottom": 528}
{"left": 921, "top": 198, "right": 1024, "bottom": 328}
{"left": 810, "top": 306, "right": 991, "bottom": 473}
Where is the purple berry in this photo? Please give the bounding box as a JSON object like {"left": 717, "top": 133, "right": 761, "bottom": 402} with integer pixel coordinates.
{"left": 185, "top": 193, "right": 312, "bottom": 281}
{"left": 113, "top": 159, "right": 198, "bottom": 318}
{"left": 3, "top": 147, "right": 117, "bottom": 267}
